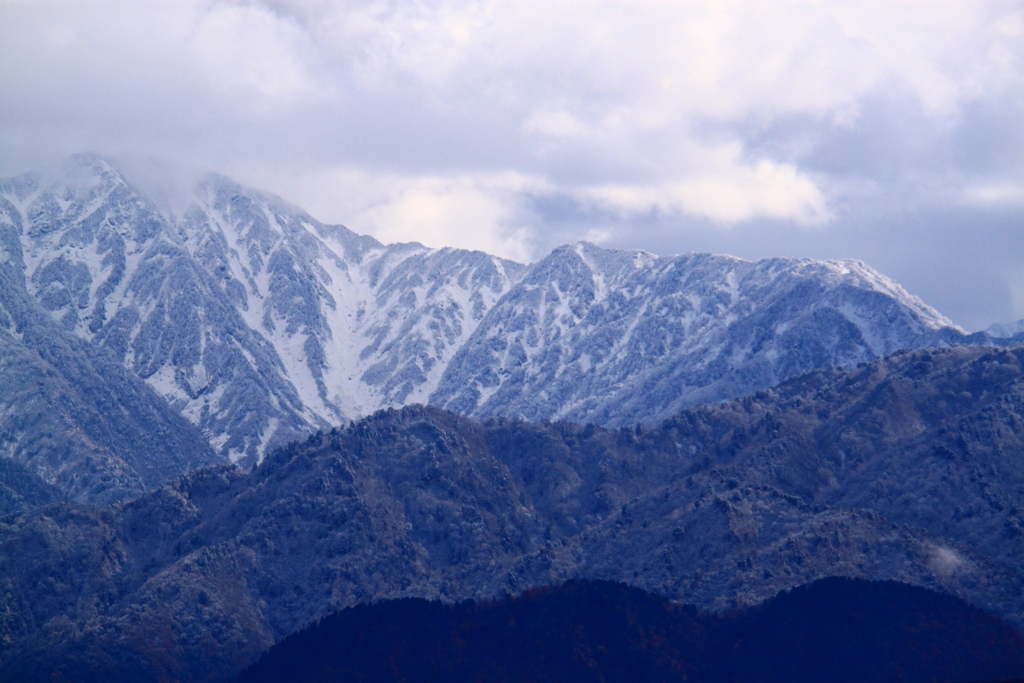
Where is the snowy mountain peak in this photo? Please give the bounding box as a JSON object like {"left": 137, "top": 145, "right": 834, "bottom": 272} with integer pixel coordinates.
{"left": 0, "top": 156, "right": 980, "bottom": 465}
{"left": 430, "top": 248, "right": 963, "bottom": 425}
{"left": 986, "top": 318, "right": 1024, "bottom": 339}
{"left": 1, "top": 160, "right": 526, "bottom": 463}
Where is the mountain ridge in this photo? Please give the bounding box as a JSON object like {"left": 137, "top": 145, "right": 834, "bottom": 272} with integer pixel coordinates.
{"left": 236, "top": 578, "right": 1024, "bottom": 683}
{"left": 430, "top": 240, "right": 965, "bottom": 425}
{"left": 3, "top": 153, "right": 1007, "bottom": 474}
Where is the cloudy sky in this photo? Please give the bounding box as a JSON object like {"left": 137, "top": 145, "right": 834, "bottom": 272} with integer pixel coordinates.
{"left": 1, "top": 1, "right": 1022, "bottom": 330}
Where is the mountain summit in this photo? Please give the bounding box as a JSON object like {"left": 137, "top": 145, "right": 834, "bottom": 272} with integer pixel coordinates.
{"left": 0, "top": 154, "right": 990, "bottom": 471}
{"left": 1, "top": 155, "right": 523, "bottom": 467}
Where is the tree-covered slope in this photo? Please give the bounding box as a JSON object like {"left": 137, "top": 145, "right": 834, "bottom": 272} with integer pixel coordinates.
{"left": 3, "top": 345, "right": 1024, "bottom": 681}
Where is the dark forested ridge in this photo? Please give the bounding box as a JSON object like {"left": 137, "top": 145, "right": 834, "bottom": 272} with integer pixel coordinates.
{"left": 238, "top": 578, "right": 1024, "bottom": 683}
{"left": 3, "top": 344, "right": 1024, "bottom": 681}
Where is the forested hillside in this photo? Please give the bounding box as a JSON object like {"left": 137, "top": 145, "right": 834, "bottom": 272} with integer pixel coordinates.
{"left": 3, "top": 344, "right": 1024, "bottom": 681}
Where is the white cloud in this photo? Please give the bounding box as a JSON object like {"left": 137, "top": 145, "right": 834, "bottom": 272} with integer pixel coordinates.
{"left": 187, "top": 4, "right": 329, "bottom": 103}
{"left": 313, "top": 1, "right": 1021, "bottom": 118}
{"left": 347, "top": 174, "right": 538, "bottom": 262}
{"left": 967, "top": 183, "right": 1024, "bottom": 207}
{"left": 578, "top": 142, "right": 830, "bottom": 225}
{"left": 583, "top": 227, "right": 613, "bottom": 245}
{"left": 331, "top": 0, "right": 497, "bottom": 91}
{"left": 522, "top": 109, "right": 591, "bottom": 139}
{"left": 239, "top": 164, "right": 547, "bottom": 263}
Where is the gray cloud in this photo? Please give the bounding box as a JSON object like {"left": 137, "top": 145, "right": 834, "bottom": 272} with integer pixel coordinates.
{"left": 1, "top": 0, "right": 1022, "bottom": 329}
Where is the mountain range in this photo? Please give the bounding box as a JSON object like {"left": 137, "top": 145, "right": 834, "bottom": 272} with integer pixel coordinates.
{"left": 3, "top": 154, "right": 1024, "bottom": 681}
{"left": 1, "top": 153, "right": 1016, "bottom": 507}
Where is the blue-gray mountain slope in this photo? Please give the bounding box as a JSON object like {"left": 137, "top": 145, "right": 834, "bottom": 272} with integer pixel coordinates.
{"left": 3, "top": 345, "right": 1024, "bottom": 681}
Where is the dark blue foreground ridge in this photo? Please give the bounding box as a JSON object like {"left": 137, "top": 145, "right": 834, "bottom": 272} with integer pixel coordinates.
{"left": 239, "top": 577, "right": 1024, "bottom": 683}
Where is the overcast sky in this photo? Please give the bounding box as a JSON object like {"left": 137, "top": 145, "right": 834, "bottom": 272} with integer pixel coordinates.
{"left": 1, "top": 1, "right": 1022, "bottom": 330}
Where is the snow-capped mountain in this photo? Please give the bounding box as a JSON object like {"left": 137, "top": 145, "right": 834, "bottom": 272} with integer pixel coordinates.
{"left": 0, "top": 155, "right": 523, "bottom": 464}
{"left": 0, "top": 154, "right": 977, "bottom": 464}
{"left": 987, "top": 319, "right": 1024, "bottom": 339}
{"left": 430, "top": 242, "right": 963, "bottom": 425}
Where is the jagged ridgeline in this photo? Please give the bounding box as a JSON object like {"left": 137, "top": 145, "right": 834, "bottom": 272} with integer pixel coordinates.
{"left": 237, "top": 579, "right": 1024, "bottom": 683}
{"left": 3, "top": 345, "right": 1024, "bottom": 682}
{"left": 1, "top": 153, "right": 1008, "bottom": 490}
{"left": 0, "top": 154, "right": 526, "bottom": 475}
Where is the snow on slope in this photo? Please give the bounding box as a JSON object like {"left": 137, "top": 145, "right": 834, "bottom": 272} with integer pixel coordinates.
{"left": 987, "top": 319, "right": 1024, "bottom": 339}
{"left": 188, "top": 174, "right": 525, "bottom": 442}
{"left": 1, "top": 154, "right": 978, "bottom": 464}
{"left": 429, "top": 242, "right": 964, "bottom": 426}
{"left": 1, "top": 155, "right": 524, "bottom": 464}
{"left": 0, "top": 165, "right": 219, "bottom": 505}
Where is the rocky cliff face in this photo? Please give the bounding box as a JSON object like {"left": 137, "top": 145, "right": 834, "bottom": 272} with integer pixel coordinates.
{"left": 2, "top": 345, "right": 1023, "bottom": 682}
